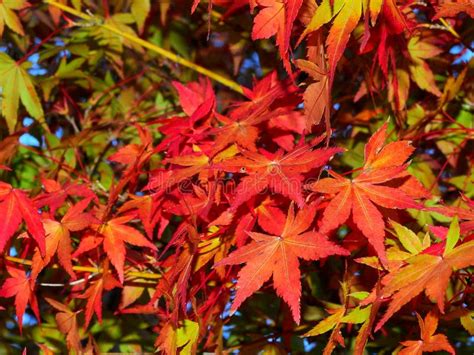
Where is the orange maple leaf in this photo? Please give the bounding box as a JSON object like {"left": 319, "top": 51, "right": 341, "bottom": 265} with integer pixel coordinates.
{"left": 218, "top": 203, "right": 348, "bottom": 323}
{"left": 308, "top": 123, "right": 427, "bottom": 263}
{"left": 295, "top": 58, "right": 330, "bottom": 129}
{"left": 31, "top": 198, "right": 97, "bottom": 280}
{"left": 77, "top": 261, "right": 121, "bottom": 328}
{"left": 375, "top": 222, "right": 474, "bottom": 331}
{"left": 252, "top": 0, "right": 303, "bottom": 71}
{"left": 74, "top": 215, "right": 157, "bottom": 283}
{"left": 399, "top": 312, "right": 455, "bottom": 355}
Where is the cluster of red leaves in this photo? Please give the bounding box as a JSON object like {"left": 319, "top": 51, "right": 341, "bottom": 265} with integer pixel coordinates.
{"left": 0, "top": 74, "right": 468, "bottom": 352}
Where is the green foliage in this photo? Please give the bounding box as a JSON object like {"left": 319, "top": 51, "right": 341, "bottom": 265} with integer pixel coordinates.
{"left": 0, "top": 0, "right": 472, "bottom": 354}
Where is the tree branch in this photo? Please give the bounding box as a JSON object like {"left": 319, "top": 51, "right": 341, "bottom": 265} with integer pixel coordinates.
{"left": 4, "top": 255, "right": 161, "bottom": 280}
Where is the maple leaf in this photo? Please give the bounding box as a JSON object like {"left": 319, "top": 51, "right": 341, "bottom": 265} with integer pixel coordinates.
{"left": 118, "top": 194, "right": 168, "bottom": 239}
{"left": 217, "top": 203, "right": 348, "bottom": 323}
{"left": 252, "top": 0, "right": 303, "bottom": 71}
{"left": 0, "top": 182, "right": 46, "bottom": 255}
{"left": 75, "top": 215, "right": 157, "bottom": 283}
{"left": 31, "top": 198, "right": 97, "bottom": 280}
{"left": 0, "top": 265, "right": 39, "bottom": 333}
{"left": 302, "top": 0, "right": 363, "bottom": 84}
{"left": 0, "top": 0, "right": 28, "bottom": 37}
{"left": 211, "top": 196, "right": 288, "bottom": 247}
{"left": 211, "top": 106, "right": 276, "bottom": 153}
{"left": 295, "top": 58, "right": 329, "bottom": 129}
{"left": 131, "top": 0, "right": 151, "bottom": 34}
{"left": 433, "top": 0, "right": 474, "bottom": 20}
{"left": 325, "top": 0, "right": 362, "bottom": 85}
{"left": 155, "top": 320, "right": 200, "bottom": 354}
{"left": 308, "top": 123, "right": 426, "bottom": 263}
{"left": 45, "top": 298, "right": 82, "bottom": 352}
{"left": 221, "top": 144, "right": 342, "bottom": 210}
{"left": 358, "top": 0, "right": 408, "bottom": 79}
{"left": 147, "top": 145, "right": 237, "bottom": 192}
{"left": 303, "top": 0, "right": 407, "bottom": 86}
{"left": 34, "top": 178, "right": 96, "bottom": 214}
{"left": 234, "top": 71, "right": 298, "bottom": 119}
{"left": 399, "top": 312, "right": 455, "bottom": 355}
{"left": 90, "top": 12, "right": 143, "bottom": 55}
{"left": 438, "top": 196, "right": 474, "bottom": 234}
{"left": 375, "top": 218, "right": 474, "bottom": 331}
{"left": 0, "top": 52, "right": 44, "bottom": 133}
{"left": 108, "top": 125, "right": 153, "bottom": 167}
{"left": 173, "top": 78, "right": 215, "bottom": 120}
{"left": 408, "top": 36, "right": 442, "bottom": 97}
{"left": 304, "top": 281, "right": 376, "bottom": 354}
{"left": 77, "top": 262, "right": 121, "bottom": 328}
{"left": 267, "top": 109, "right": 306, "bottom": 151}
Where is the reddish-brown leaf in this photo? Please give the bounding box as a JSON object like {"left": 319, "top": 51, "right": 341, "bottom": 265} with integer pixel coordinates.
{"left": 45, "top": 298, "right": 82, "bottom": 352}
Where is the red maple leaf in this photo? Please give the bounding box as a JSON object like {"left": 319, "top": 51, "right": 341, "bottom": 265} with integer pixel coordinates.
{"left": 77, "top": 262, "right": 122, "bottom": 328}
{"left": 0, "top": 182, "right": 46, "bottom": 255}
{"left": 218, "top": 203, "right": 348, "bottom": 323}
{"left": 172, "top": 78, "right": 215, "bottom": 121}
{"left": 308, "top": 123, "right": 427, "bottom": 263}
{"left": 74, "top": 215, "right": 157, "bottom": 283}
{"left": 252, "top": 0, "right": 303, "bottom": 71}
{"left": 221, "top": 144, "right": 342, "bottom": 210}
{"left": 34, "top": 178, "right": 96, "bottom": 214}
{"left": 0, "top": 265, "right": 39, "bottom": 332}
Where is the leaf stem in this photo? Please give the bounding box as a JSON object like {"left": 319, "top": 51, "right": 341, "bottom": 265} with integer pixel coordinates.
{"left": 17, "top": 25, "right": 64, "bottom": 65}
{"left": 44, "top": 0, "right": 244, "bottom": 95}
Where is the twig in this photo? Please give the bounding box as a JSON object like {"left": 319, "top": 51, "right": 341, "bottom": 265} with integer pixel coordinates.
{"left": 39, "top": 273, "right": 97, "bottom": 287}
{"left": 4, "top": 255, "right": 161, "bottom": 280}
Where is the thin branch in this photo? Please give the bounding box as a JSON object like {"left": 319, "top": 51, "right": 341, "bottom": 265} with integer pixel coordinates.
{"left": 39, "top": 273, "right": 97, "bottom": 287}
{"left": 17, "top": 25, "right": 64, "bottom": 65}
{"left": 4, "top": 255, "right": 161, "bottom": 280}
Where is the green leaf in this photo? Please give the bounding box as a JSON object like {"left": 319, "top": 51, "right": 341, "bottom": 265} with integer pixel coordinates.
{"left": 349, "top": 291, "right": 369, "bottom": 301}
{"left": 0, "top": 0, "right": 27, "bottom": 37}
{"left": 444, "top": 216, "right": 460, "bottom": 256}
{"left": 304, "top": 308, "right": 345, "bottom": 337}
{"left": 341, "top": 306, "right": 371, "bottom": 324}
{"left": 391, "top": 221, "right": 423, "bottom": 255}
{"left": 461, "top": 312, "right": 474, "bottom": 335}
{"left": 0, "top": 53, "right": 44, "bottom": 133}
{"left": 409, "top": 61, "right": 441, "bottom": 97}
{"left": 131, "top": 0, "right": 150, "bottom": 34}
{"left": 176, "top": 320, "right": 199, "bottom": 355}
